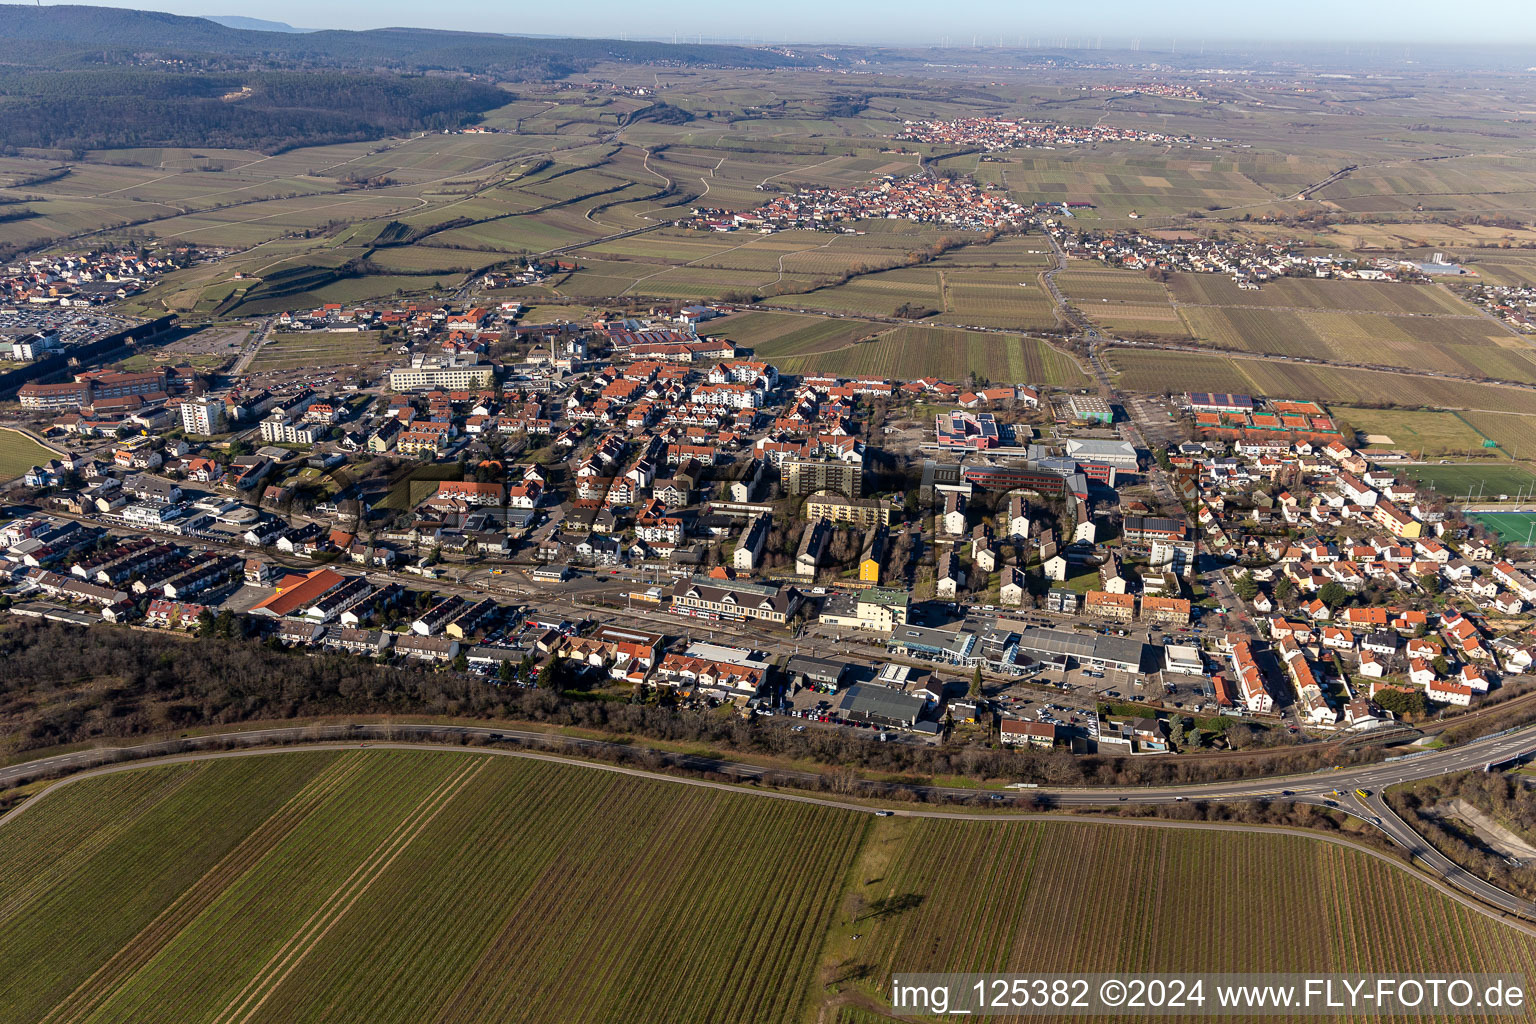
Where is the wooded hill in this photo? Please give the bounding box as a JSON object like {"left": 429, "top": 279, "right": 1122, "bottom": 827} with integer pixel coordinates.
{"left": 0, "top": 5, "right": 807, "bottom": 76}
{"left": 0, "top": 70, "right": 509, "bottom": 153}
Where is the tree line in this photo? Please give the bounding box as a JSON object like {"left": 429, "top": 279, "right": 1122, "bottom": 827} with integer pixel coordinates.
{"left": 0, "top": 620, "right": 1409, "bottom": 790}
{"left": 1389, "top": 771, "right": 1536, "bottom": 899}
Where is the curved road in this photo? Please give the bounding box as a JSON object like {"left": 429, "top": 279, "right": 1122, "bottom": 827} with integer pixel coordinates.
{"left": 5, "top": 733, "right": 1536, "bottom": 937}
{"left": 4, "top": 719, "right": 1536, "bottom": 918}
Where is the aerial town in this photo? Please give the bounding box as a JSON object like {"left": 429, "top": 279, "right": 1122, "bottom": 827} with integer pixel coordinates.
{"left": 1461, "top": 279, "right": 1536, "bottom": 333}
{"left": 2, "top": 282, "right": 1530, "bottom": 754}
{"left": 1090, "top": 82, "right": 1211, "bottom": 101}
{"left": 4, "top": 8, "right": 1536, "bottom": 1014}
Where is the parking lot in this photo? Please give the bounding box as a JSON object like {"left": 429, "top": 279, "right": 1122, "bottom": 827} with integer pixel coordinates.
{"left": 0, "top": 307, "right": 132, "bottom": 347}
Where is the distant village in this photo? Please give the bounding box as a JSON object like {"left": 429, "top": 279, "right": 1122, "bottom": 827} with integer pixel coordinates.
{"left": 1461, "top": 281, "right": 1536, "bottom": 333}
{"left": 1090, "top": 82, "right": 1210, "bottom": 102}
{"left": 0, "top": 247, "right": 215, "bottom": 363}
{"left": 687, "top": 174, "right": 1030, "bottom": 233}
{"left": 1051, "top": 221, "right": 1456, "bottom": 284}
{"left": 0, "top": 249, "right": 181, "bottom": 308}
{"left": 894, "top": 116, "right": 1220, "bottom": 150}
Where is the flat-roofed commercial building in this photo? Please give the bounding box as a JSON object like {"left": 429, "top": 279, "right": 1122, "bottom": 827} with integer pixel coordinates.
{"left": 835, "top": 683, "right": 927, "bottom": 730}
{"left": 1066, "top": 394, "right": 1113, "bottom": 424}
{"left": 819, "top": 587, "right": 910, "bottom": 633}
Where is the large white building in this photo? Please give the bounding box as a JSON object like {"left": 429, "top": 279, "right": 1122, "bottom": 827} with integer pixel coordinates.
{"left": 387, "top": 361, "right": 495, "bottom": 391}
{"left": 180, "top": 399, "right": 226, "bottom": 436}
{"left": 691, "top": 382, "right": 762, "bottom": 409}
{"left": 259, "top": 417, "right": 322, "bottom": 445}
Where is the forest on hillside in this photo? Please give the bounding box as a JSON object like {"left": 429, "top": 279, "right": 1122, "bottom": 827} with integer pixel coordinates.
{"left": 0, "top": 5, "right": 805, "bottom": 75}
{"left": 0, "top": 70, "right": 509, "bottom": 154}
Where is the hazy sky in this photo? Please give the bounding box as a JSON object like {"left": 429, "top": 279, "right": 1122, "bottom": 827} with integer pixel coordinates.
{"left": 116, "top": 0, "right": 1536, "bottom": 45}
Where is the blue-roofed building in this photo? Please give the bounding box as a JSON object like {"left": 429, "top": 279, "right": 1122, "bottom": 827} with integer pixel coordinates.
{"left": 1187, "top": 392, "right": 1255, "bottom": 414}
{"left": 935, "top": 410, "right": 1000, "bottom": 451}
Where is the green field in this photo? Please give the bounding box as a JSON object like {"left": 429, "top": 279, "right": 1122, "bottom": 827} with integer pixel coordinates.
{"left": 938, "top": 268, "right": 1061, "bottom": 329}
{"left": 1470, "top": 512, "right": 1536, "bottom": 545}
{"left": 704, "top": 310, "right": 879, "bottom": 358}
{"left": 0, "top": 751, "right": 864, "bottom": 1024}
{"left": 768, "top": 266, "right": 945, "bottom": 317}
{"left": 375, "top": 464, "right": 465, "bottom": 511}
{"left": 1406, "top": 463, "right": 1536, "bottom": 501}
{"left": 833, "top": 817, "right": 1536, "bottom": 1012}
{"left": 778, "top": 327, "right": 1088, "bottom": 386}
{"left": 1176, "top": 305, "right": 1535, "bottom": 382}
{"left": 1170, "top": 274, "right": 1479, "bottom": 315}
{"left": 1059, "top": 269, "right": 1172, "bottom": 305}
{"left": 0, "top": 428, "right": 60, "bottom": 481}
{"left": 248, "top": 332, "right": 391, "bottom": 372}
{"left": 1459, "top": 411, "right": 1536, "bottom": 460}
{"left": 6, "top": 751, "right": 1536, "bottom": 1024}
{"left": 1329, "top": 406, "right": 1493, "bottom": 456}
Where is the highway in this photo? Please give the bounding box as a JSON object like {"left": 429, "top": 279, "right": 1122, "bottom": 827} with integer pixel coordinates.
{"left": 4, "top": 717, "right": 1536, "bottom": 918}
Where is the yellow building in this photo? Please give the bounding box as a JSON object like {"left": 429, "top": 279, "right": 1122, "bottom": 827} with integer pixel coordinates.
{"left": 805, "top": 490, "right": 892, "bottom": 528}
{"left": 858, "top": 524, "right": 886, "bottom": 583}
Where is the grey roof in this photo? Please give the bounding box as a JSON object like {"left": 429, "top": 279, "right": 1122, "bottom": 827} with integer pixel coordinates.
{"left": 466, "top": 645, "right": 522, "bottom": 664}
{"left": 837, "top": 683, "right": 925, "bottom": 724}
{"left": 672, "top": 575, "right": 796, "bottom": 614}
{"left": 786, "top": 655, "right": 848, "bottom": 683}
{"left": 1065, "top": 439, "right": 1137, "bottom": 461}
{"left": 1006, "top": 626, "right": 1147, "bottom": 672}
{"left": 889, "top": 625, "right": 976, "bottom": 659}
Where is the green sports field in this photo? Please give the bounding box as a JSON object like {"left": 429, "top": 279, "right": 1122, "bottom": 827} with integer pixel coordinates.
{"left": 1470, "top": 512, "right": 1536, "bottom": 546}
{"left": 0, "top": 428, "right": 60, "bottom": 481}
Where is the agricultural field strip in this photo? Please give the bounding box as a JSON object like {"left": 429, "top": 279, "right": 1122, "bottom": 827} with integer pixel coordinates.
{"left": 848, "top": 819, "right": 1536, "bottom": 1016}
{"left": 263, "top": 760, "right": 641, "bottom": 1024}
{"left": 207, "top": 756, "right": 490, "bottom": 1024}
{"left": 1106, "top": 344, "right": 1536, "bottom": 414}
{"left": 408, "top": 771, "right": 859, "bottom": 1023}
{"left": 620, "top": 232, "right": 845, "bottom": 295}
{"left": 2, "top": 126, "right": 601, "bottom": 253}
{"left": 0, "top": 753, "right": 344, "bottom": 1024}
{"left": 36, "top": 754, "right": 371, "bottom": 1024}
{"left": 8, "top": 742, "right": 1536, "bottom": 947}
{"left": 0, "top": 428, "right": 65, "bottom": 482}
{"left": 3, "top": 750, "right": 865, "bottom": 1024}
{"left": 1175, "top": 301, "right": 1490, "bottom": 321}
{"left": 0, "top": 767, "right": 206, "bottom": 922}
{"left": 8, "top": 752, "right": 468, "bottom": 1024}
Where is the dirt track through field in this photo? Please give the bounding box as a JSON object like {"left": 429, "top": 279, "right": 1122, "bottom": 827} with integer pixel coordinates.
{"left": 209, "top": 756, "right": 489, "bottom": 1024}
{"left": 39, "top": 754, "right": 368, "bottom": 1024}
